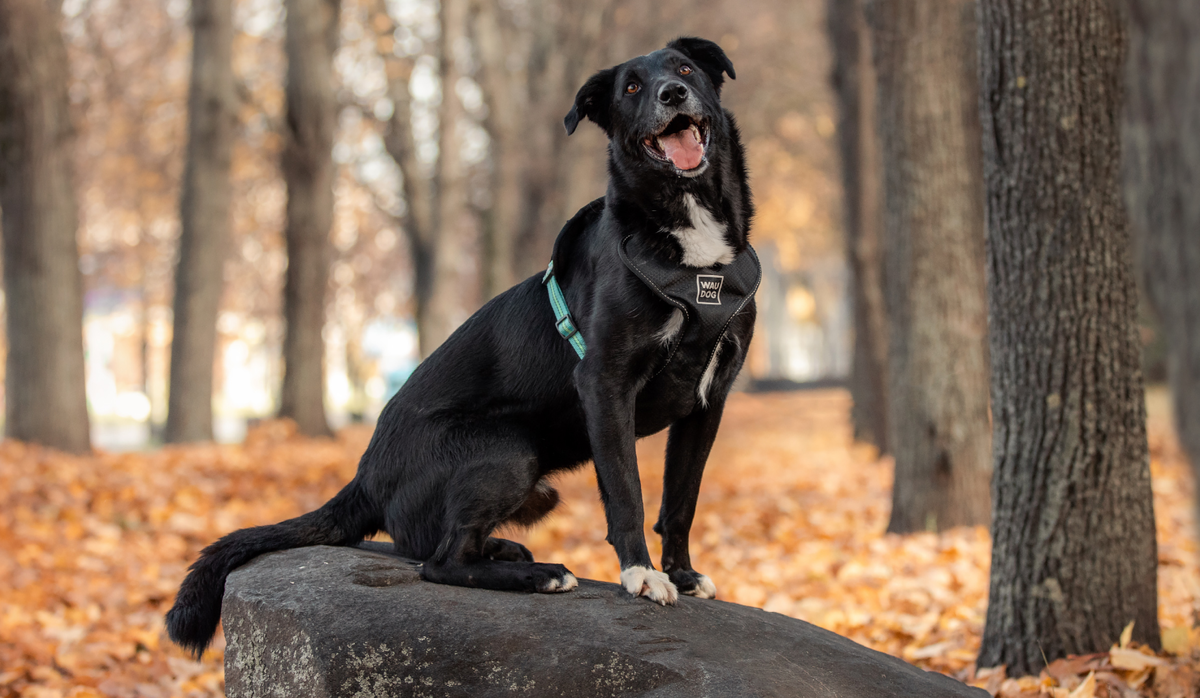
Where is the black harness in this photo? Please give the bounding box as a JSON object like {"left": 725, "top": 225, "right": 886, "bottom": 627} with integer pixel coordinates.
{"left": 617, "top": 235, "right": 762, "bottom": 381}
{"left": 544, "top": 198, "right": 761, "bottom": 390}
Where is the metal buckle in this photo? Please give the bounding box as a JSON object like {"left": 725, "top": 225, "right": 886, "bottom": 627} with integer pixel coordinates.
{"left": 555, "top": 315, "right": 578, "bottom": 340}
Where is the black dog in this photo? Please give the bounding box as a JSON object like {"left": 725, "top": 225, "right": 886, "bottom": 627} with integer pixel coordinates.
{"left": 166, "top": 36, "right": 757, "bottom": 656}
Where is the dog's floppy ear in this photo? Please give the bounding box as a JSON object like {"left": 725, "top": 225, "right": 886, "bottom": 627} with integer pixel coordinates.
{"left": 667, "top": 37, "right": 736, "bottom": 92}
{"left": 564, "top": 67, "right": 616, "bottom": 136}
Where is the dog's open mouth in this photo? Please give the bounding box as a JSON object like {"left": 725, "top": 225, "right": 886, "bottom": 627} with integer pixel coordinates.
{"left": 643, "top": 115, "right": 708, "bottom": 171}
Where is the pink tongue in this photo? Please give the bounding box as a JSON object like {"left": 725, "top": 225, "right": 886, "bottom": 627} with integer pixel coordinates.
{"left": 660, "top": 128, "right": 703, "bottom": 170}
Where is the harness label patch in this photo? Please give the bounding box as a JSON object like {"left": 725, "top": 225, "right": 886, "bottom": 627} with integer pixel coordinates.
{"left": 696, "top": 275, "right": 724, "bottom": 305}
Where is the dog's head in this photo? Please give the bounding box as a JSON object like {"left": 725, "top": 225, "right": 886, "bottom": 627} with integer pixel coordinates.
{"left": 564, "top": 37, "right": 735, "bottom": 179}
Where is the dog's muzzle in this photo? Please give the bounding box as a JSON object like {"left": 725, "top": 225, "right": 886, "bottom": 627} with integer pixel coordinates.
{"left": 643, "top": 114, "right": 710, "bottom": 175}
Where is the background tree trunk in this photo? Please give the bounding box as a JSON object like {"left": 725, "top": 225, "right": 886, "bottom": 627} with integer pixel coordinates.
{"left": 0, "top": 0, "right": 91, "bottom": 454}
{"left": 828, "top": 0, "right": 889, "bottom": 453}
{"left": 418, "top": 0, "right": 471, "bottom": 357}
{"left": 370, "top": 2, "right": 436, "bottom": 359}
{"left": 374, "top": 0, "right": 472, "bottom": 358}
{"left": 471, "top": 0, "right": 524, "bottom": 298}
{"left": 977, "top": 0, "right": 1160, "bottom": 675}
{"left": 866, "top": 0, "right": 991, "bottom": 533}
{"left": 1122, "top": 0, "right": 1200, "bottom": 521}
{"left": 279, "top": 0, "right": 338, "bottom": 437}
{"left": 472, "top": 0, "right": 611, "bottom": 286}
{"left": 166, "top": 0, "right": 235, "bottom": 443}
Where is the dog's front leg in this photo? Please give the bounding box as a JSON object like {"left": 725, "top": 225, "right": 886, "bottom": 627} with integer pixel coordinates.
{"left": 576, "top": 366, "right": 678, "bottom": 606}
{"left": 654, "top": 394, "right": 727, "bottom": 600}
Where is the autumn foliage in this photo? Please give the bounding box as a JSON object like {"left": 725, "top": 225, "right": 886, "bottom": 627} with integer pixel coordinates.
{"left": 1, "top": 391, "right": 1196, "bottom": 697}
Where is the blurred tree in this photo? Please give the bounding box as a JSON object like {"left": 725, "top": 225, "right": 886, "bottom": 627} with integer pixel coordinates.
{"left": 369, "top": 0, "right": 472, "bottom": 358}
{"left": 166, "top": 0, "right": 236, "bottom": 443}
{"left": 279, "top": 0, "right": 339, "bottom": 437}
{"left": 1123, "top": 0, "right": 1200, "bottom": 520}
{"left": 422, "top": 0, "right": 471, "bottom": 356}
{"left": 469, "top": 0, "right": 524, "bottom": 297}
{"left": 977, "top": 0, "right": 1160, "bottom": 675}
{"left": 471, "top": 0, "right": 611, "bottom": 294}
{"left": 827, "top": 0, "right": 888, "bottom": 453}
{"left": 0, "top": 0, "right": 91, "bottom": 454}
{"left": 367, "top": 4, "right": 437, "bottom": 358}
{"left": 866, "top": 0, "right": 991, "bottom": 532}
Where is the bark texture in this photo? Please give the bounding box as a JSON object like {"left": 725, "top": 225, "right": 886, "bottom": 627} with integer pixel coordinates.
{"left": 866, "top": 0, "right": 992, "bottom": 533}
{"left": 279, "top": 0, "right": 338, "bottom": 437}
{"left": 977, "top": 0, "right": 1160, "bottom": 675}
{"left": 1122, "top": 0, "right": 1200, "bottom": 520}
{"left": 166, "top": 0, "right": 236, "bottom": 443}
{"left": 828, "top": 0, "right": 889, "bottom": 453}
{"left": 0, "top": 0, "right": 91, "bottom": 453}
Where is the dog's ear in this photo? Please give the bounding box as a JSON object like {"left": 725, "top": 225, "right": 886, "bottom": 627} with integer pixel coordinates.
{"left": 564, "top": 67, "right": 616, "bottom": 136}
{"left": 667, "top": 37, "right": 736, "bottom": 92}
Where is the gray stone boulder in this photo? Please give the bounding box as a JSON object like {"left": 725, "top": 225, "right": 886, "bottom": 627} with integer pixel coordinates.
{"left": 222, "top": 544, "right": 988, "bottom": 698}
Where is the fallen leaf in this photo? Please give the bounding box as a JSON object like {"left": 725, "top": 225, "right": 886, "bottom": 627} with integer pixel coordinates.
{"left": 1120, "top": 621, "right": 1135, "bottom": 650}
{"left": 1069, "top": 671, "right": 1096, "bottom": 698}
{"left": 1109, "top": 648, "right": 1167, "bottom": 672}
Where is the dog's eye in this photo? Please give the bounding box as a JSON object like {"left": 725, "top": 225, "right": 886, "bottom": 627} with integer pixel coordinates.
{"left": 625, "top": 82, "right": 640, "bottom": 95}
{"left": 679, "top": 65, "right": 693, "bottom": 76}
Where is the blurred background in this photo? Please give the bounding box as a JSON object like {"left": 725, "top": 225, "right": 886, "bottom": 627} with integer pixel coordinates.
{"left": 3, "top": 0, "right": 848, "bottom": 450}
{"left": 5, "top": 1, "right": 1200, "bottom": 695}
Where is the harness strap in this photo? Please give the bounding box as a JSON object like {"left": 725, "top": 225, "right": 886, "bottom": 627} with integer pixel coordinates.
{"left": 542, "top": 260, "right": 587, "bottom": 359}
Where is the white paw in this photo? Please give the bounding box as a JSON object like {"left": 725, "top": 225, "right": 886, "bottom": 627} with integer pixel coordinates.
{"left": 683, "top": 574, "right": 717, "bottom": 599}
{"left": 538, "top": 573, "right": 578, "bottom": 593}
{"left": 620, "top": 566, "right": 678, "bottom": 606}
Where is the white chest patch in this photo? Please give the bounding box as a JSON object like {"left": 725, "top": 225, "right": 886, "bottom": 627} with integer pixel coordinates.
{"left": 697, "top": 341, "right": 723, "bottom": 409}
{"left": 670, "top": 194, "right": 735, "bottom": 268}
{"left": 655, "top": 308, "right": 685, "bottom": 346}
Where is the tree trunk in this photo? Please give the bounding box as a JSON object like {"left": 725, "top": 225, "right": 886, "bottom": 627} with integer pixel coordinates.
{"left": 828, "top": 0, "right": 889, "bottom": 453}
{"left": 375, "top": 0, "right": 470, "bottom": 358}
{"left": 977, "top": 0, "right": 1160, "bottom": 675}
{"left": 166, "top": 0, "right": 235, "bottom": 443}
{"left": 417, "top": 0, "right": 471, "bottom": 357}
{"left": 0, "top": 0, "right": 91, "bottom": 454}
{"left": 866, "top": 0, "right": 992, "bottom": 533}
{"left": 279, "top": 0, "right": 338, "bottom": 437}
{"left": 1122, "top": 0, "right": 1200, "bottom": 522}
{"left": 374, "top": 22, "right": 435, "bottom": 357}
{"left": 472, "top": 0, "right": 525, "bottom": 298}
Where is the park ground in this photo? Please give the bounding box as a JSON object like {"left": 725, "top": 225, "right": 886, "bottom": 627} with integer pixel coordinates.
{"left": 0, "top": 389, "right": 1196, "bottom": 697}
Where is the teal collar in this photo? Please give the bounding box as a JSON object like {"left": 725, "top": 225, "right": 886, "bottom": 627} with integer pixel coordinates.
{"left": 542, "top": 260, "right": 587, "bottom": 359}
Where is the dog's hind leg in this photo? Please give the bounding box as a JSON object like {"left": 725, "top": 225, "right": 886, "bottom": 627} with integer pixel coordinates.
{"left": 480, "top": 478, "right": 561, "bottom": 562}
{"left": 422, "top": 528, "right": 576, "bottom": 592}
{"left": 504, "top": 478, "right": 560, "bottom": 527}
{"left": 419, "top": 438, "right": 576, "bottom": 593}
{"left": 479, "top": 477, "right": 560, "bottom": 562}
{"left": 482, "top": 537, "right": 533, "bottom": 562}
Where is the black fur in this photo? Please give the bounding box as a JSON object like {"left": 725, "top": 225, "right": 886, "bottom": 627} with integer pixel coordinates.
{"left": 166, "top": 36, "right": 753, "bottom": 657}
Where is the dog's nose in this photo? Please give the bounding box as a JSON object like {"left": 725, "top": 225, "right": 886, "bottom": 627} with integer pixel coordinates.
{"left": 658, "top": 82, "right": 689, "bottom": 106}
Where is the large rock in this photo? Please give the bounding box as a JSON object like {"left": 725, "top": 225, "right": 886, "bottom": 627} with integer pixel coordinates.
{"left": 222, "top": 544, "right": 988, "bottom": 698}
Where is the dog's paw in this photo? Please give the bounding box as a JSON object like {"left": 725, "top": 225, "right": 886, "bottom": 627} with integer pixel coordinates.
{"left": 533, "top": 564, "right": 578, "bottom": 593}
{"left": 484, "top": 537, "right": 534, "bottom": 562}
{"left": 621, "top": 566, "right": 678, "bottom": 606}
{"left": 669, "top": 569, "right": 717, "bottom": 599}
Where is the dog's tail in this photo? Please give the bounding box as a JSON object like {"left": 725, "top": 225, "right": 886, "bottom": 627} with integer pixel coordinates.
{"left": 165, "top": 480, "right": 377, "bottom": 657}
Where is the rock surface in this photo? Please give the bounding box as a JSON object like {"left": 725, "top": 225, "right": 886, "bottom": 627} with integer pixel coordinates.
{"left": 222, "top": 544, "right": 988, "bottom": 698}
